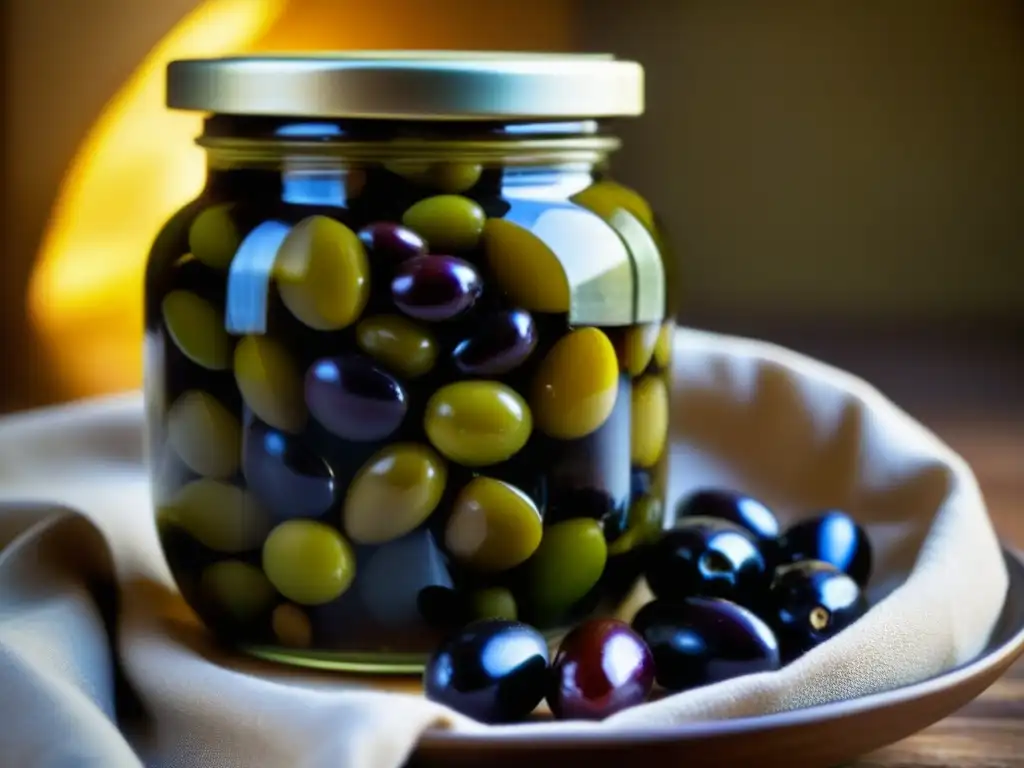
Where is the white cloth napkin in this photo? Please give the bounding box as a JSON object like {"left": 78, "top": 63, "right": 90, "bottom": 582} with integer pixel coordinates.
{"left": 0, "top": 328, "right": 1008, "bottom": 768}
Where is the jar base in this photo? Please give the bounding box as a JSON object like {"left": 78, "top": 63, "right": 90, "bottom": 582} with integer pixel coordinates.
{"left": 240, "top": 645, "right": 429, "bottom": 675}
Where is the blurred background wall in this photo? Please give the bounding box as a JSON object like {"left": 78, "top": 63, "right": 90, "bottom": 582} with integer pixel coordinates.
{"left": 2, "top": 0, "right": 1022, "bottom": 415}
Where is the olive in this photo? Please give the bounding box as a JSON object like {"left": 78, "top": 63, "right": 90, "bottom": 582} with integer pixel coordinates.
{"left": 158, "top": 479, "right": 270, "bottom": 553}
{"left": 166, "top": 390, "right": 241, "bottom": 479}
{"left": 526, "top": 518, "right": 607, "bottom": 621}
{"left": 343, "top": 443, "right": 447, "bottom": 544}
{"left": 470, "top": 587, "right": 518, "bottom": 621}
{"left": 482, "top": 219, "right": 570, "bottom": 313}
{"left": 653, "top": 319, "right": 674, "bottom": 369}
{"left": 356, "top": 222, "right": 427, "bottom": 264}
{"left": 676, "top": 489, "right": 780, "bottom": 542}
{"left": 547, "top": 619, "right": 654, "bottom": 720}
{"left": 272, "top": 603, "right": 313, "bottom": 648}
{"left": 644, "top": 517, "right": 768, "bottom": 605}
{"left": 531, "top": 327, "right": 619, "bottom": 440}
{"left": 356, "top": 314, "right": 438, "bottom": 378}
{"left": 199, "top": 560, "right": 276, "bottom": 624}
{"left": 618, "top": 323, "right": 659, "bottom": 377}
{"left": 188, "top": 204, "right": 240, "bottom": 269}
{"left": 234, "top": 335, "right": 307, "bottom": 433}
{"left": 274, "top": 215, "right": 370, "bottom": 331}
{"left": 423, "top": 619, "right": 549, "bottom": 723}
{"left": 444, "top": 477, "right": 543, "bottom": 572}
{"left": 452, "top": 309, "right": 537, "bottom": 376}
{"left": 767, "top": 560, "right": 868, "bottom": 662}
{"left": 401, "top": 195, "right": 486, "bottom": 252}
{"left": 161, "top": 290, "right": 232, "bottom": 370}
{"left": 305, "top": 356, "right": 408, "bottom": 442}
{"left": 424, "top": 381, "right": 532, "bottom": 467}
{"left": 358, "top": 529, "right": 454, "bottom": 626}
{"left": 631, "top": 597, "right": 781, "bottom": 692}
{"left": 607, "top": 494, "right": 664, "bottom": 556}
{"left": 571, "top": 181, "right": 655, "bottom": 231}
{"left": 261, "top": 520, "right": 356, "bottom": 605}
{"left": 391, "top": 255, "right": 483, "bottom": 322}
{"left": 777, "top": 511, "right": 872, "bottom": 587}
{"left": 242, "top": 419, "right": 336, "bottom": 521}
{"left": 425, "top": 162, "right": 483, "bottom": 194}
{"left": 630, "top": 374, "right": 669, "bottom": 469}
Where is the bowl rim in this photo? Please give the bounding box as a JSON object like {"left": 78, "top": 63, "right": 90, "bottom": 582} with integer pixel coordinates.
{"left": 421, "top": 545, "right": 1024, "bottom": 748}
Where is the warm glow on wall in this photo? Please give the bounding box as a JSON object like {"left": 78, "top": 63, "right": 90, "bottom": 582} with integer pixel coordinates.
{"left": 28, "top": 0, "right": 574, "bottom": 401}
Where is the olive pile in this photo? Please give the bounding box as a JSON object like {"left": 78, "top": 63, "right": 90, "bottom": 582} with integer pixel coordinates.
{"left": 424, "top": 492, "right": 873, "bottom": 722}
{"left": 149, "top": 160, "right": 673, "bottom": 659}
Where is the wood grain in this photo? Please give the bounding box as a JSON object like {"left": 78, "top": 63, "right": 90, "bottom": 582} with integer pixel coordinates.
{"left": 854, "top": 418, "right": 1024, "bottom": 768}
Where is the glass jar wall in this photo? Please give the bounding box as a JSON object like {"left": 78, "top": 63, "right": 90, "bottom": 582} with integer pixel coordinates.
{"left": 146, "top": 54, "right": 674, "bottom": 672}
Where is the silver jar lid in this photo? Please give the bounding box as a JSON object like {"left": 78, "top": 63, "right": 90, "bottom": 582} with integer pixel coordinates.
{"left": 166, "top": 51, "right": 644, "bottom": 120}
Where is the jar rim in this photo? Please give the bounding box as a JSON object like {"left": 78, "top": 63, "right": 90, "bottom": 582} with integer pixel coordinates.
{"left": 166, "top": 51, "right": 644, "bottom": 121}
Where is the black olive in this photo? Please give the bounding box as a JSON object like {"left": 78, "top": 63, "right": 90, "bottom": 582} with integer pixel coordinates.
{"left": 777, "top": 511, "right": 872, "bottom": 587}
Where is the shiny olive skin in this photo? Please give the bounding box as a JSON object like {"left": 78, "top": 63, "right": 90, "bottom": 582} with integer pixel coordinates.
{"left": 547, "top": 619, "right": 654, "bottom": 720}
{"left": 391, "top": 255, "right": 483, "bottom": 322}
{"left": 356, "top": 221, "right": 427, "bottom": 264}
{"left": 423, "top": 619, "right": 549, "bottom": 723}
{"left": 676, "top": 489, "right": 780, "bottom": 542}
{"left": 777, "top": 511, "right": 872, "bottom": 587}
{"left": 631, "top": 597, "right": 781, "bottom": 691}
{"left": 243, "top": 418, "right": 337, "bottom": 521}
{"left": 644, "top": 517, "right": 768, "bottom": 605}
{"left": 767, "top": 560, "right": 868, "bottom": 662}
{"left": 452, "top": 309, "right": 538, "bottom": 376}
{"left": 305, "top": 356, "right": 408, "bottom": 442}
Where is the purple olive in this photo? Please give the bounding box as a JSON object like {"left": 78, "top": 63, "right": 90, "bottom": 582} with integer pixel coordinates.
{"left": 547, "top": 619, "right": 654, "bottom": 720}
{"left": 242, "top": 418, "right": 337, "bottom": 520}
{"left": 631, "top": 597, "right": 781, "bottom": 691}
{"left": 357, "top": 222, "right": 427, "bottom": 264}
{"left": 305, "top": 356, "right": 407, "bottom": 441}
{"left": 452, "top": 309, "right": 537, "bottom": 376}
{"left": 391, "top": 255, "right": 482, "bottom": 321}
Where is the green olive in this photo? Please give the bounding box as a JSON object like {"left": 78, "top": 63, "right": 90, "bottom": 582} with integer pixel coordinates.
{"left": 471, "top": 587, "right": 518, "bottom": 621}
{"left": 158, "top": 479, "right": 270, "bottom": 553}
{"left": 482, "top": 219, "right": 570, "bottom": 313}
{"left": 531, "top": 327, "right": 619, "bottom": 440}
{"left": 445, "top": 477, "right": 542, "bottom": 572}
{"left": 161, "top": 290, "right": 231, "bottom": 370}
{"left": 166, "top": 390, "right": 240, "bottom": 479}
{"left": 526, "top": 518, "right": 607, "bottom": 619}
{"left": 631, "top": 374, "right": 669, "bottom": 469}
{"left": 424, "top": 381, "right": 532, "bottom": 467}
{"left": 343, "top": 443, "right": 447, "bottom": 545}
{"left": 272, "top": 603, "right": 313, "bottom": 648}
{"left": 199, "top": 560, "right": 276, "bottom": 623}
{"left": 262, "top": 520, "right": 355, "bottom": 605}
{"left": 188, "top": 204, "right": 240, "bottom": 269}
{"left": 355, "top": 314, "right": 437, "bottom": 378}
{"left": 274, "top": 215, "right": 370, "bottom": 331}
{"left": 653, "top": 319, "right": 674, "bottom": 369}
{"left": 426, "top": 163, "right": 483, "bottom": 193}
{"left": 607, "top": 494, "right": 664, "bottom": 556}
{"left": 401, "top": 195, "right": 485, "bottom": 252}
{"left": 620, "top": 323, "right": 659, "bottom": 377}
{"left": 571, "top": 181, "right": 655, "bottom": 231}
{"left": 234, "top": 335, "right": 307, "bottom": 433}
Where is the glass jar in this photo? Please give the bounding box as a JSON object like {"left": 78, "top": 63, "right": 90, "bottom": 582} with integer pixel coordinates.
{"left": 146, "top": 52, "right": 676, "bottom": 672}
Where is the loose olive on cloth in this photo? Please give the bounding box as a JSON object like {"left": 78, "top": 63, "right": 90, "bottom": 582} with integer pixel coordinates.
{"left": 0, "top": 327, "right": 1008, "bottom": 768}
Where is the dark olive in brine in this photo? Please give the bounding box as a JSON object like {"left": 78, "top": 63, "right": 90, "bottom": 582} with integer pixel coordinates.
{"left": 767, "top": 560, "right": 868, "bottom": 662}
{"left": 423, "top": 619, "right": 549, "bottom": 723}
{"left": 391, "top": 255, "right": 483, "bottom": 321}
{"left": 452, "top": 309, "right": 538, "bottom": 376}
{"left": 675, "top": 489, "right": 780, "bottom": 541}
{"left": 357, "top": 221, "right": 427, "bottom": 264}
{"left": 631, "top": 597, "right": 781, "bottom": 691}
{"left": 243, "top": 418, "right": 337, "bottom": 521}
{"left": 777, "top": 511, "right": 872, "bottom": 587}
{"left": 644, "top": 517, "right": 768, "bottom": 605}
{"left": 305, "top": 356, "right": 408, "bottom": 442}
{"left": 547, "top": 619, "right": 654, "bottom": 720}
